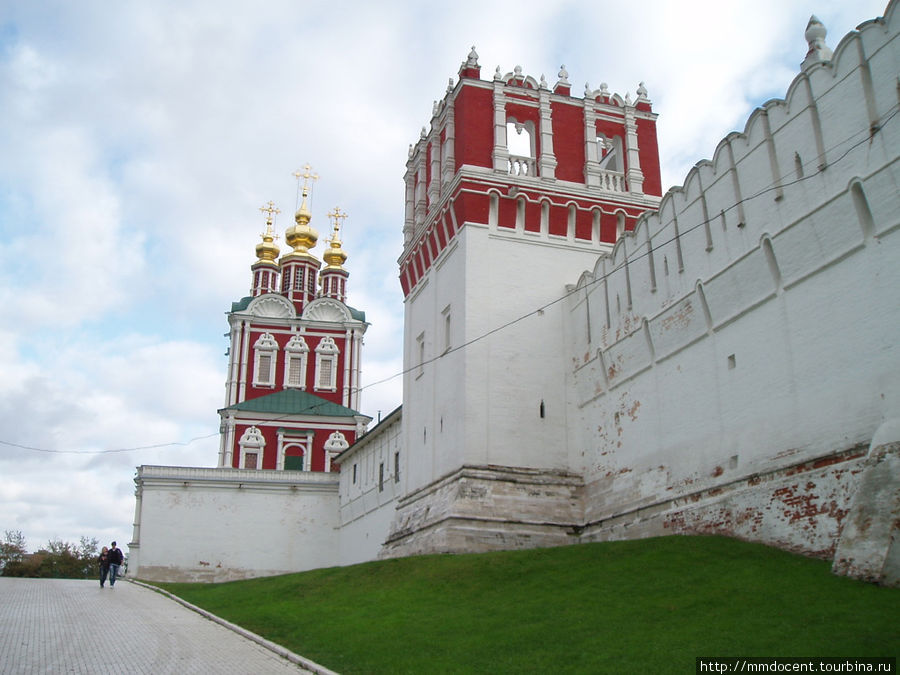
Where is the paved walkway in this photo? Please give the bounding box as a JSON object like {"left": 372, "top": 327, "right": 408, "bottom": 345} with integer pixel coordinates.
{"left": 0, "top": 577, "right": 319, "bottom": 674}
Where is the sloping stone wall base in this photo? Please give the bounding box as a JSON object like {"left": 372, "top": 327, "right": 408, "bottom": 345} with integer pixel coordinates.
{"left": 579, "top": 446, "right": 868, "bottom": 561}
{"left": 380, "top": 445, "right": 896, "bottom": 579}
{"left": 380, "top": 465, "right": 584, "bottom": 557}
{"left": 832, "top": 424, "right": 900, "bottom": 587}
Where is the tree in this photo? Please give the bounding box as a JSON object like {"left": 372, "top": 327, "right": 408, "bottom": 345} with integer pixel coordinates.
{"left": 1, "top": 533, "right": 101, "bottom": 578}
{"left": 0, "top": 530, "right": 27, "bottom": 572}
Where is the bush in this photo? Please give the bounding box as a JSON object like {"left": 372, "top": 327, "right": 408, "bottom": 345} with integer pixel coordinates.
{"left": 0, "top": 533, "right": 100, "bottom": 579}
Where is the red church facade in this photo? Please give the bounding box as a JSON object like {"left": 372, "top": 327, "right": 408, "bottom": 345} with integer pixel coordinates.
{"left": 217, "top": 179, "right": 370, "bottom": 473}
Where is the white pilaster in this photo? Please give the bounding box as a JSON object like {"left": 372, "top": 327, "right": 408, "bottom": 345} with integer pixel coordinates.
{"left": 624, "top": 105, "right": 645, "bottom": 194}
{"left": 538, "top": 87, "right": 557, "bottom": 180}
{"left": 492, "top": 82, "right": 509, "bottom": 172}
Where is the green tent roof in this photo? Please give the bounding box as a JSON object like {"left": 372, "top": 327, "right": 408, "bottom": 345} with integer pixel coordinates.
{"left": 222, "top": 389, "right": 361, "bottom": 417}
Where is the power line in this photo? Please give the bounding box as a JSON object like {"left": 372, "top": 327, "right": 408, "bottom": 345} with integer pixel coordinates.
{"left": 0, "top": 434, "right": 219, "bottom": 455}
{"left": 3, "top": 104, "right": 894, "bottom": 456}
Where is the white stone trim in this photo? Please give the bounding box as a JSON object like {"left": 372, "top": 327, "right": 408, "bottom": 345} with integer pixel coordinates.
{"left": 238, "top": 426, "right": 265, "bottom": 470}
{"left": 252, "top": 332, "right": 278, "bottom": 387}
{"left": 314, "top": 335, "right": 339, "bottom": 392}
{"left": 283, "top": 334, "right": 309, "bottom": 389}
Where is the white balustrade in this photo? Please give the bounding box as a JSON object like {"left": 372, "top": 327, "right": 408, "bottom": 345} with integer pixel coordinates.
{"left": 508, "top": 155, "right": 537, "bottom": 177}
{"left": 598, "top": 170, "right": 626, "bottom": 192}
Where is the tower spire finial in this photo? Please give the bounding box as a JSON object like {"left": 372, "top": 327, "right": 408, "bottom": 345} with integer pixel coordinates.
{"left": 292, "top": 163, "right": 319, "bottom": 210}
{"left": 252, "top": 200, "right": 281, "bottom": 278}
{"left": 323, "top": 206, "right": 349, "bottom": 271}
{"left": 327, "top": 206, "right": 348, "bottom": 237}
{"left": 259, "top": 200, "right": 281, "bottom": 235}
{"left": 803, "top": 15, "right": 833, "bottom": 68}
{"left": 285, "top": 163, "right": 320, "bottom": 254}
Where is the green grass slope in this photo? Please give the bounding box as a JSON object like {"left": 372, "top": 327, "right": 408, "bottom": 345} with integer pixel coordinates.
{"left": 155, "top": 536, "right": 899, "bottom": 673}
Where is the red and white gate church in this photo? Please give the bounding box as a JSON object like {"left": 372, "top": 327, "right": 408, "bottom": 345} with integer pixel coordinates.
{"left": 217, "top": 167, "right": 370, "bottom": 474}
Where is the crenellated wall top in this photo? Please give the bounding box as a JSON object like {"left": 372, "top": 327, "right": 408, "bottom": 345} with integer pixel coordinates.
{"left": 570, "top": 0, "right": 898, "bottom": 339}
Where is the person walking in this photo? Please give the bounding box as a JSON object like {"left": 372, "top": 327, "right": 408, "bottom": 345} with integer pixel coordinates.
{"left": 98, "top": 546, "right": 110, "bottom": 588}
{"left": 107, "top": 541, "right": 124, "bottom": 587}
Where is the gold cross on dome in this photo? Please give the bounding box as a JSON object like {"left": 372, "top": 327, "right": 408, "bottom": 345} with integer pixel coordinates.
{"left": 327, "top": 207, "right": 348, "bottom": 234}
{"left": 258, "top": 200, "right": 281, "bottom": 238}
{"left": 292, "top": 163, "right": 319, "bottom": 194}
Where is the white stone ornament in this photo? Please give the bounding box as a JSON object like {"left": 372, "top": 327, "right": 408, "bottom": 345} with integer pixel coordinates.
{"left": 803, "top": 15, "right": 833, "bottom": 68}
{"left": 248, "top": 294, "right": 294, "bottom": 318}
{"left": 324, "top": 431, "right": 350, "bottom": 452}
{"left": 303, "top": 297, "right": 352, "bottom": 322}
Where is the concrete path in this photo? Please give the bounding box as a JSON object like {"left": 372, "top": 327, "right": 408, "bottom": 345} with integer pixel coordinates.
{"left": 0, "top": 577, "right": 319, "bottom": 674}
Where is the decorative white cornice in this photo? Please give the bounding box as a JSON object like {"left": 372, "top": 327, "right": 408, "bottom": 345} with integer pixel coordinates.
{"left": 246, "top": 294, "right": 295, "bottom": 319}
{"left": 135, "top": 465, "right": 340, "bottom": 493}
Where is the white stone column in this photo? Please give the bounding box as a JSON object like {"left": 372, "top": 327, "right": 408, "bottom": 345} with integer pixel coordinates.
{"left": 237, "top": 320, "right": 250, "bottom": 403}
{"left": 403, "top": 169, "right": 416, "bottom": 245}
{"left": 442, "top": 105, "right": 456, "bottom": 187}
{"left": 226, "top": 321, "right": 240, "bottom": 406}
{"left": 538, "top": 87, "right": 557, "bottom": 180}
{"left": 222, "top": 413, "right": 235, "bottom": 468}
{"left": 342, "top": 328, "right": 352, "bottom": 408}
{"left": 583, "top": 101, "right": 601, "bottom": 188}
{"left": 351, "top": 329, "right": 363, "bottom": 411}
{"left": 492, "top": 82, "right": 509, "bottom": 172}
{"left": 624, "top": 105, "right": 645, "bottom": 194}
{"left": 428, "top": 128, "right": 441, "bottom": 208}
{"left": 414, "top": 150, "right": 427, "bottom": 229}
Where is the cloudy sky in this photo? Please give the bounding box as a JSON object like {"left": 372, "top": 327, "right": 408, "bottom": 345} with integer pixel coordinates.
{"left": 0, "top": 0, "right": 886, "bottom": 554}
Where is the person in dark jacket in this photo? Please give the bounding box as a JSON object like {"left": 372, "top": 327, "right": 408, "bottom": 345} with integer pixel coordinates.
{"left": 107, "top": 542, "right": 124, "bottom": 587}
{"left": 98, "top": 546, "right": 110, "bottom": 588}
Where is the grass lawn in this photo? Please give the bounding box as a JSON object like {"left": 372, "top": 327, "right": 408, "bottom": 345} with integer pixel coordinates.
{"left": 154, "top": 535, "right": 899, "bottom": 673}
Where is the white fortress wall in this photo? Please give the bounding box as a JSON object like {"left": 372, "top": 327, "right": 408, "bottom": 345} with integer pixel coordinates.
{"left": 337, "top": 408, "right": 402, "bottom": 566}
{"left": 130, "top": 466, "right": 339, "bottom": 582}
{"left": 565, "top": 4, "right": 899, "bottom": 557}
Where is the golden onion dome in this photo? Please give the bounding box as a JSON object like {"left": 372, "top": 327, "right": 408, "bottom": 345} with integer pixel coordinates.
{"left": 323, "top": 232, "right": 347, "bottom": 269}
{"left": 283, "top": 166, "right": 320, "bottom": 259}
{"left": 322, "top": 207, "right": 348, "bottom": 270}
{"left": 255, "top": 201, "right": 281, "bottom": 267}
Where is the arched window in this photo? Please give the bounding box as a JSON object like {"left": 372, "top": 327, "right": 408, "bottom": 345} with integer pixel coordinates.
{"left": 284, "top": 334, "right": 309, "bottom": 388}
{"left": 253, "top": 333, "right": 279, "bottom": 387}
{"left": 314, "top": 335, "right": 340, "bottom": 391}
{"left": 323, "top": 430, "right": 349, "bottom": 472}
{"left": 507, "top": 119, "right": 535, "bottom": 176}
{"left": 238, "top": 426, "right": 265, "bottom": 470}
{"left": 616, "top": 211, "right": 626, "bottom": 239}
{"left": 507, "top": 120, "right": 533, "bottom": 157}
{"left": 597, "top": 134, "right": 623, "bottom": 172}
